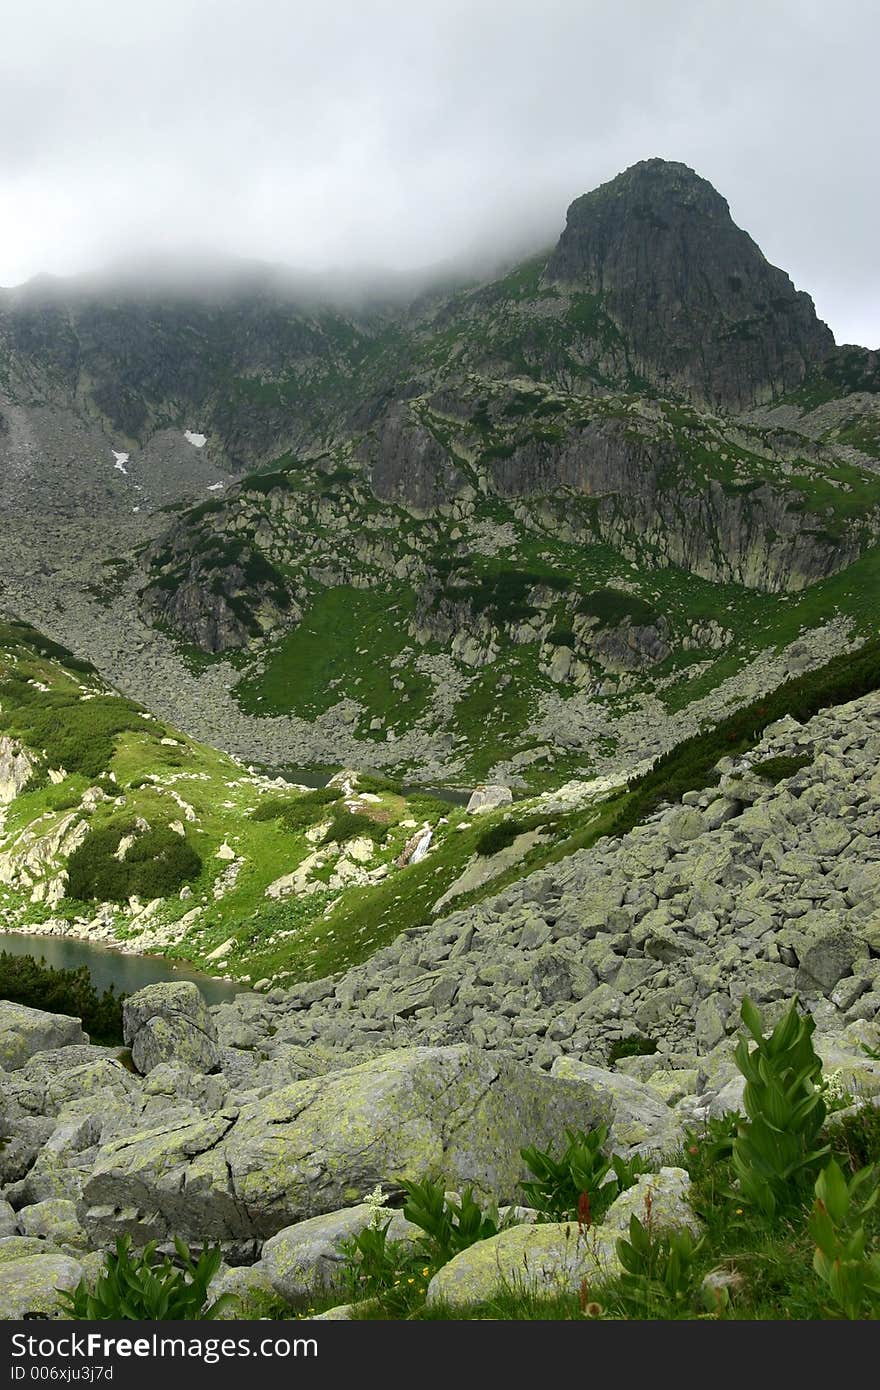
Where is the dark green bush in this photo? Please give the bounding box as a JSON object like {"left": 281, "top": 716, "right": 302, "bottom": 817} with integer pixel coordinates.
{"left": 0, "top": 951, "right": 124, "bottom": 1043}
{"left": 250, "top": 787, "right": 340, "bottom": 832}
{"left": 611, "top": 637, "right": 880, "bottom": 836}
{"left": 322, "top": 811, "right": 386, "bottom": 847}
{"left": 475, "top": 819, "right": 525, "bottom": 856}
{"left": 456, "top": 567, "right": 571, "bottom": 624}
{"left": 578, "top": 589, "right": 659, "bottom": 628}
{"left": 356, "top": 773, "right": 404, "bottom": 796}
{"left": 0, "top": 679, "right": 149, "bottom": 779}
{"left": 44, "top": 784, "right": 83, "bottom": 812}
{"left": 67, "top": 821, "right": 202, "bottom": 902}
{"left": 607, "top": 1035, "right": 658, "bottom": 1065}
{"left": 752, "top": 754, "right": 811, "bottom": 784}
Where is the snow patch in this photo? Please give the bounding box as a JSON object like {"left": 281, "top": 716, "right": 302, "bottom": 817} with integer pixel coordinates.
{"left": 184, "top": 431, "right": 207, "bottom": 448}
{"left": 112, "top": 451, "right": 129, "bottom": 473}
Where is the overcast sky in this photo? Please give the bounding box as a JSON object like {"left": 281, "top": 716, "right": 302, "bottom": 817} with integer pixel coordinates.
{"left": 1, "top": 0, "right": 877, "bottom": 346}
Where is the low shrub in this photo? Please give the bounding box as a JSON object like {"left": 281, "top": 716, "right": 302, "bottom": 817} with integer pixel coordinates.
{"left": 66, "top": 821, "right": 202, "bottom": 902}
{"left": 322, "top": 811, "right": 386, "bottom": 847}
{"left": 752, "top": 754, "right": 812, "bottom": 783}
{"left": 475, "top": 819, "right": 525, "bottom": 856}
{"left": 355, "top": 773, "right": 404, "bottom": 796}
{"left": 610, "top": 637, "right": 880, "bottom": 836}
{"left": 607, "top": 1035, "right": 658, "bottom": 1065}
{"left": 0, "top": 679, "right": 150, "bottom": 779}
{"left": 250, "top": 787, "right": 340, "bottom": 832}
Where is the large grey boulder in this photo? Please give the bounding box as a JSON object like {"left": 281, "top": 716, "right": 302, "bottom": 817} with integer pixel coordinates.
{"left": 81, "top": 1045, "right": 610, "bottom": 1244}
{"left": 16, "top": 1198, "right": 88, "bottom": 1250}
{"left": 598, "top": 1167, "right": 701, "bottom": 1240}
{"left": 465, "top": 785, "right": 513, "bottom": 815}
{"left": 426, "top": 1167, "right": 700, "bottom": 1309}
{"left": 426, "top": 1221, "right": 618, "bottom": 1308}
{"left": 0, "top": 1238, "right": 83, "bottom": 1318}
{"left": 0, "top": 1115, "right": 57, "bottom": 1186}
{"left": 550, "top": 1058, "right": 685, "bottom": 1156}
{"left": 796, "top": 928, "right": 858, "bottom": 993}
{"left": 259, "top": 1204, "right": 421, "bottom": 1301}
{"left": 0, "top": 1200, "right": 17, "bottom": 1239}
{"left": 207, "top": 1265, "right": 282, "bottom": 1319}
{"left": 123, "top": 982, "right": 219, "bottom": 1075}
{"left": 0, "top": 1002, "right": 87, "bottom": 1071}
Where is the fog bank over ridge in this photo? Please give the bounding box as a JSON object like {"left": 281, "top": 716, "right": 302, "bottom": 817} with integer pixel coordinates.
{"left": 0, "top": 0, "right": 877, "bottom": 346}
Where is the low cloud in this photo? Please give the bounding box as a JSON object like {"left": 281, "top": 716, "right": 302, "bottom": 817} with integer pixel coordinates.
{"left": 0, "top": 0, "right": 876, "bottom": 344}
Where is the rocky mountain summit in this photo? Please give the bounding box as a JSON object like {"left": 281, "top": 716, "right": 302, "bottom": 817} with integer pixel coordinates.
{"left": 545, "top": 159, "right": 834, "bottom": 408}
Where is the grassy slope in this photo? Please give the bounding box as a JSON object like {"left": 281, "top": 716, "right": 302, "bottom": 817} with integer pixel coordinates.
{"left": 3, "top": 609, "right": 880, "bottom": 993}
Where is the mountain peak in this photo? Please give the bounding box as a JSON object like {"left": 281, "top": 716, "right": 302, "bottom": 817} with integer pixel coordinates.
{"left": 545, "top": 159, "right": 834, "bottom": 408}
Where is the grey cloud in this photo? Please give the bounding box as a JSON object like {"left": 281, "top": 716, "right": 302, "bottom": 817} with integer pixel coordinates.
{"left": 0, "top": 0, "right": 877, "bottom": 345}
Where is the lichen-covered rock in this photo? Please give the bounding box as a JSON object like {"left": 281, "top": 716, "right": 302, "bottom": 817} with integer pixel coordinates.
{"left": 426, "top": 1221, "right": 619, "bottom": 1308}
{"left": 0, "top": 734, "right": 34, "bottom": 804}
{"left": 797, "top": 928, "right": 858, "bottom": 992}
{"left": 0, "top": 1114, "right": 57, "bottom": 1186}
{"left": 123, "top": 982, "right": 219, "bottom": 1075}
{"left": 426, "top": 1168, "right": 699, "bottom": 1309}
{"left": 0, "top": 1241, "right": 83, "bottom": 1318}
{"left": 0, "top": 1002, "right": 88, "bottom": 1071}
{"left": 259, "top": 1204, "right": 421, "bottom": 1301}
{"left": 0, "top": 1200, "right": 17, "bottom": 1239}
{"left": 311, "top": 1303, "right": 355, "bottom": 1320}
{"left": 80, "top": 1045, "right": 609, "bottom": 1243}
{"left": 550, "top": 1058, "right": 685, "bottom": 1155}
{"left": 599, "top": 1167, "right": 702, "bottom": 1241}
{"left": 80, "top": 1111, "right": 239, "bottom": 1245}
{"left": 207, "top": 1264, "right": 284, "bottom": 1318}
{"left": 465, "top": 785, "right": 513, "bottom": 815}
{"left": 16, "top": 1198, "right": 88, "bottom": 1250}
{"left": 142, "top": 1061, "right": 230, "bottom": 1111}
{"left": 44, "top": 1058, "right": 140, "bottom": 1115}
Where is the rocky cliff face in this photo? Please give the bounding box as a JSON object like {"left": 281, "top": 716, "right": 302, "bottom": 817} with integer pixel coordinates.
{"left": 545, "top": 159, "right": 834, "bottom": 409}
{"left": 0, "top": 736, "right": 34, "bottom": 804}
{"left": 489, "top": 418, "right": 863, "bottom": 591}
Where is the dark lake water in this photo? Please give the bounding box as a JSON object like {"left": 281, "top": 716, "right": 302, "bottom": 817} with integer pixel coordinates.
{"left": 275, "top": 766, "right": 473, "bottom": 808}
{"left": 0, "top": 932, "right": 248, "bottom": 1005}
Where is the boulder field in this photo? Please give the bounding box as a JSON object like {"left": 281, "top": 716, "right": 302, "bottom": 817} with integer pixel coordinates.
{"left": 1, "top": 689, "right": 879, "bottom": 1315}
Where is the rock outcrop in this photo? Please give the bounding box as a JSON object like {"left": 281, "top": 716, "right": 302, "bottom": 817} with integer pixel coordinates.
{"left": 123, "top": 982, "right": 220, "bottom": 1076}
{"left": 0, "top": 736, "right": 34, "bottom": 804}
{"left": 78, "top": 1045, "right": 608, "bottom": 1244}
{"left": 545, "top": 158, "right": 834, "bottom": 409}
{"left": 0, "top": 1003, "right": 88, "bottom": 1071}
